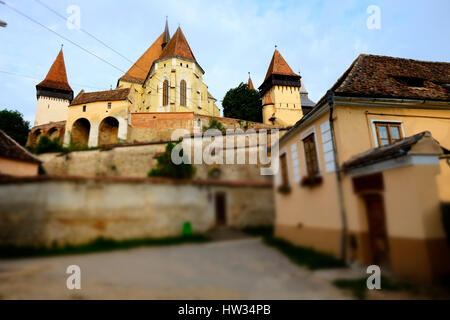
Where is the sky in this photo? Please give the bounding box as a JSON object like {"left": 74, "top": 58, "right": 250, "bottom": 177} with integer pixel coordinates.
{"left": 0, "top": 0, "right": 449, "bottom": 124}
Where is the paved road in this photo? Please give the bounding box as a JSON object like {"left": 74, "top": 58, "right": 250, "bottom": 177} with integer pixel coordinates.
{"left": 0, "top": 238, "right": 351, "bottom": 299}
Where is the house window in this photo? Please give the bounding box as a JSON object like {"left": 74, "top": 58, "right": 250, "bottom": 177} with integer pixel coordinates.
{"left": 280, "top": 153, "right": 289, "bottom": 187}
{"left": 107, "top": 102, "right": 111, "bottom": 109}
{"left": 82, "top": 105, "right": 86, "bottom": 112}
{"left": 374, "top": 122, "right": 403, "bottom": 146}
{"left": 180, "top": 80, "right": 187, "bottom": 106}
{"left": 163, "top": 80, "right": 169, "bottom": 106}
{"left": 303, "top": 134, "right": 319, "bottom": 177}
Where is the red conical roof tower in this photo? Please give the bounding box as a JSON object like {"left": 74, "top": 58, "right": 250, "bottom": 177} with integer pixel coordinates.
{"left": 36, "top": 48, "right": 73, "bottom": 101}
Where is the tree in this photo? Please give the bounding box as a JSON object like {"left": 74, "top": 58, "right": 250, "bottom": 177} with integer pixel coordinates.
{"left": 0, "top": 109, "right": 30, "bottom": 146}
{"left": 148, "top": 142, "right": 196, "bottom": 179}
{"left": 222, "top": 83, "right": 262, "bottom": 123}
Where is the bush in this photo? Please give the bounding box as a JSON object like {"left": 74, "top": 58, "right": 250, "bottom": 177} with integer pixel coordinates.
{"left": 203, "top": 119, "right": 225, "bottom": 132}
{"left": 32, "top": 136, "right": 64, "bottom": 154}
{"left": 148, "top": 142, "right": 196, "bottom": 179}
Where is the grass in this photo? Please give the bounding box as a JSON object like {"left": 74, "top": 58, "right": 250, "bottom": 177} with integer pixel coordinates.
{"left": 333, "top": 276, "right": 417, "bottom": 299}
{"left": 0, "top": 235, "right": 210, "bottom": 259}
{"left": 242, "top": 226, "right": 346, "bottom": 270}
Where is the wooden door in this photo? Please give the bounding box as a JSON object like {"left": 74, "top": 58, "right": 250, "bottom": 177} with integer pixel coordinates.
{"left": 215, "top": 193, "right": 226, "bottom": 226}
{"left": 364, "top": 194, "right": 390, "bottom": 266}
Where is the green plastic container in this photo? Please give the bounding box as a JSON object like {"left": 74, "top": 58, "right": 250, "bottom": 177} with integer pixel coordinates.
{"left": 182, "top": 222, "right": 193, "bottom": 236}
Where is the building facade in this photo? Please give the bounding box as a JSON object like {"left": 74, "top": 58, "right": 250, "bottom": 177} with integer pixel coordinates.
{"left": 274, "top": 54, "right": 450, "bottom": 283}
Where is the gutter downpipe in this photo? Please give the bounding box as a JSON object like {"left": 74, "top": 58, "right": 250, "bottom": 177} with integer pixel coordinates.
{"left": 326, "top": 90, "right": 348, "bottom": 262}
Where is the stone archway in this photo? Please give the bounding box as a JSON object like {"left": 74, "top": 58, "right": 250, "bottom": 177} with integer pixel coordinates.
{"left": 98, "top": 117, "right": 119, "bottom": 146}
{"left": 47, "top": 127, "right": 59, "bottom": 140}
{"left": 71, "top": 118, "right": 91, "bottom": 147}
{"left": 30, "top": 129, "right": 42, "bottom": 146}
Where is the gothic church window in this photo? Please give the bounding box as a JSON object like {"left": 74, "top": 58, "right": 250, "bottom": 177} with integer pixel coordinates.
{"left": 163, "top": 80, "right": 169, "bottom": 106}
{"left": 180, "top": 80, "right": 187, "bottom": 106}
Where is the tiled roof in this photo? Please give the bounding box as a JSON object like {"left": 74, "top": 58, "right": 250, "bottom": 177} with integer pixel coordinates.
{"left": 332, "top": 54, "right": 450, "bottom": 101}
{"left": 248, "top": 77, "right": 255, "bottom": 90}
{"left": 0, "top": 130, "right": 41, "bottom": 164}
{"left": 70, "top": 88, "right": 130, "bottom": 106}
{"left": 342, "top": 131, "right": 442, "bottom": 170}
{"left": 264, "top": 49, "right": 298, "bottom": 81}
{"left": 159, "top": 27, "right": 196, "bottom": 61}
{"left": 119, "top": 33, "right": 166, "bottom": 84}
{"left": 36, "top": 49, "right": 72, "bottom": 92}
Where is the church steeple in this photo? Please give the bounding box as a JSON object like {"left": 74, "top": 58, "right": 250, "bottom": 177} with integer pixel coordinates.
{"left": 162, "top": 18, "right": 170, "bottom": 50}
{"left": 36, "top": 48, "right": 73, "bottom": 100}
{"left": 259, "top": 48, "right": 303, "bottom": 127}
{"left": 248, "top": 72, "right": 255, "bottom": 90}
{"left": 34, "top": 47, "right": 73, "bottom": 126}
{"left": 159, "top": 27, "right": 196, "bottom": 62}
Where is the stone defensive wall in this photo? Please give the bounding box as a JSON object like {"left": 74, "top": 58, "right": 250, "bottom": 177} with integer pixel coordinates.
{"left": 37, "top": 128, "right": 283, "bottom": 181}
{"left": 0, "top": 176, "right": 274, "bottom": 247}
{"left": 128, "top": 112, "right": 277, "bottom": 143}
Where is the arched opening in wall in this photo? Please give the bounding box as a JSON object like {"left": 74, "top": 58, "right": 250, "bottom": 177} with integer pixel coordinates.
{"left": 163, "top": 80, "right": 169, "bottom": 106}
{"left": 31, "top": 129, "right": 42, "bottom": 146}
{"left": 71, "top": 118, "right": 91, "bottom": 147}
{"left": 180, "top": 80, "right": 187, "bottom": 106}
{"left": 47, "top": 127, "right": 59, "bottom": 141}
{"left": 98, "top": 116, "right": 119, "bottom": 146}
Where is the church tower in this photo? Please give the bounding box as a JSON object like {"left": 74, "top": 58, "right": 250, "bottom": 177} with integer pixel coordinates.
{"left": 259, "top": 49, "right": 303, "bottom": 127}
{"left": 34, "top": 48, "right": 73, "bottom": 126}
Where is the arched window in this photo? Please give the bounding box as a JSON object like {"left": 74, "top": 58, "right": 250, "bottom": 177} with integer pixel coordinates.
{"left": 180, "top": 80, "right": 187, "bottom": 106}
{"left": 163, "top": 80, "right": 169, "bottom": 106}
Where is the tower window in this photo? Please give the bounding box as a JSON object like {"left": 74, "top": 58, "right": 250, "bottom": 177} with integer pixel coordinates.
{"left": 163, "top": 80, "right": 169, "bottom": 106}
{"left": 180, "top": 80, "right": 187, "bottom": 106}
{"left": 107, "top": 102, "right": 111, "bottom": 109}
{"left": 180, "top": 63, "right": 183, "bottom": 67}
{"left": 186, "top": 64, "right": 189, "bottom": 68}
{"left": 82, "top": 105, "right": 86, "bottom": 112}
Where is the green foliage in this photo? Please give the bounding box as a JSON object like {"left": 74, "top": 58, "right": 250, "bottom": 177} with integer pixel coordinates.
{"left": 0, "top": 109, "right": 30, "bottom": 146}
{"left": 32, "top": 136, "right": 64, "bottom": 154}
{"left": 222, "top": 82, "right": 262, "bottom": 123}
{"left": 148, "top": 142, "right": 196, "bottom": 179}
{"left": 263, "top": 236, "right": 346, "bottom": 270}
{"left": 203, "top": 119, "right": 225, "bottom": 132}
{"left": 0, "top": 235, "right": 210, "bottom": 259}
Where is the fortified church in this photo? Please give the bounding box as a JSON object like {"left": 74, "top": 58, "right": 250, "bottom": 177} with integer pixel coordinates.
{"left": 28, "top": 21, "right": 315, "bottom": 147}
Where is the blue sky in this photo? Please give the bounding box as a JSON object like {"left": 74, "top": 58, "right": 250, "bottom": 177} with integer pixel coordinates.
{"left": 0, "top": 0, "right": 449, "bottom": 123}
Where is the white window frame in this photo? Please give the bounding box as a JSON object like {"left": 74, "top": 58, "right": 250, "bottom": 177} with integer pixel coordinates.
{"left": 290, "top": 142, "right": 301, "bottom": 182}
{"left": 370, "top": 119, "right": 405, "bottom": 147}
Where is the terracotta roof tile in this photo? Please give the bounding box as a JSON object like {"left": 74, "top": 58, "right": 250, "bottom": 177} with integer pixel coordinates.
{"left": 333, "top": 54, "right": 450, "bottom": 101}
{"left": 0, "top": 130, "right": 41, "bottom": 164}
{"left": 159, "top": 27, "right": 196, "bottom": 61}
{"left": 70, "top": 88, "right": 130, "bottom": 106}
{"left": 342, "top": 131, "right": 443, "bottom": 170}
{"left": 36, "top": 49, "right": 72, "bottom": 92}
{"left": 264, "top": 49, "right": 298, "bottom": 81}
{"left": 119, "top": 33, "right": 165, "bottom": 84}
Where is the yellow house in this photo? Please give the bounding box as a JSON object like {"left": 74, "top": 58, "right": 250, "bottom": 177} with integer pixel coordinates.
{"left": 274, "top": 54, "right": 450, "bottom": 283}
